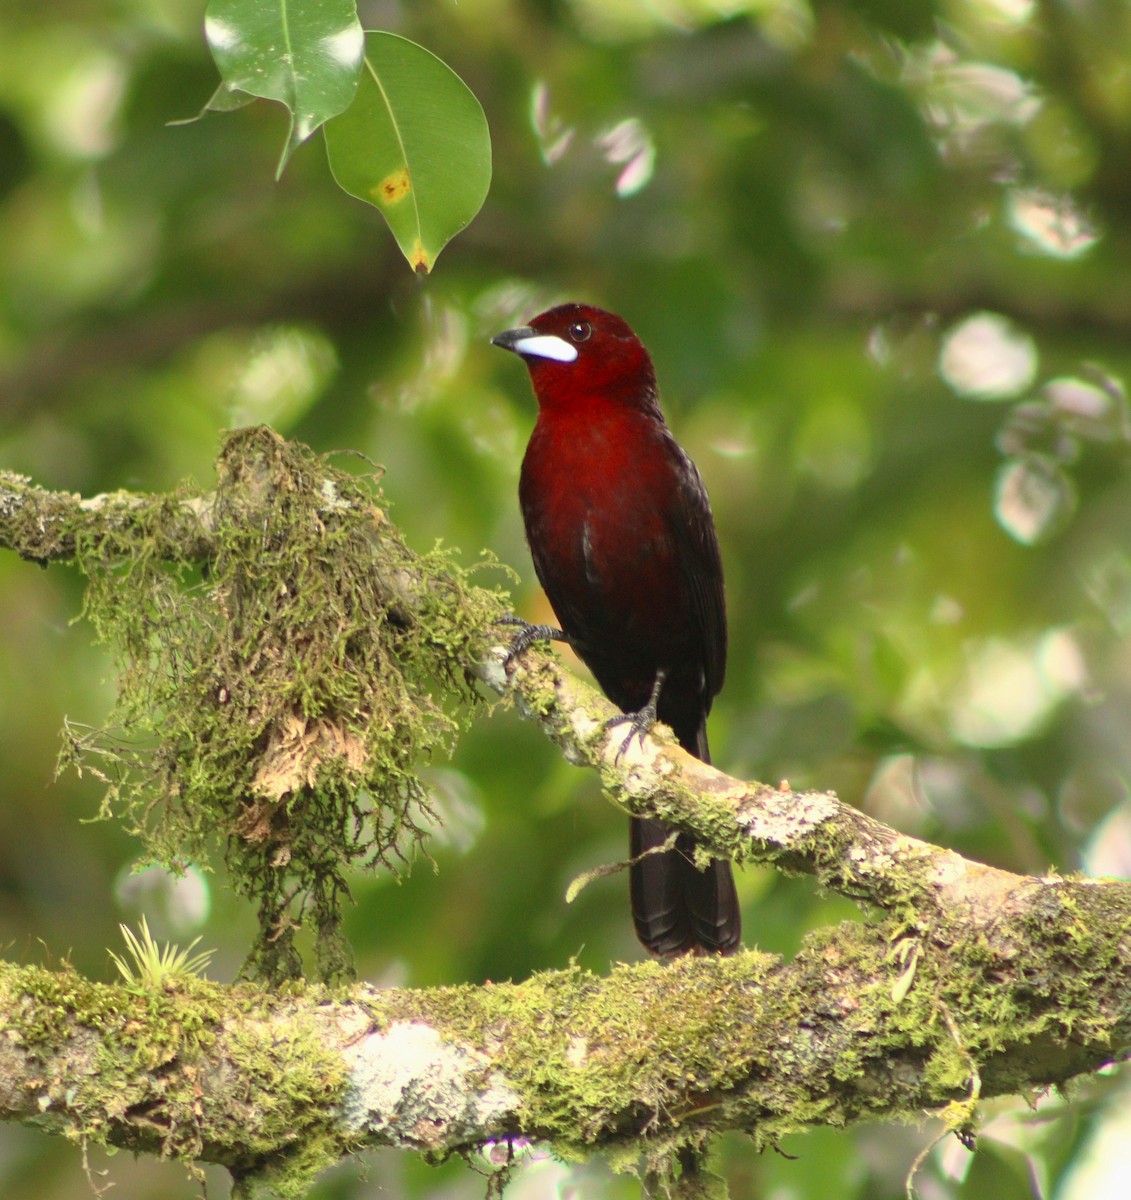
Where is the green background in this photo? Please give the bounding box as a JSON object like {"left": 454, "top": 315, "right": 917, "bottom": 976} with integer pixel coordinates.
{"left": 1, "top": 0, "right": 1130, "bottom": 1196}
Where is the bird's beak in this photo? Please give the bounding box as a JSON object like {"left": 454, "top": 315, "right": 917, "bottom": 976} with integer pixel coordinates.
{"left": 491, "top": 327, "right": 579, "bottom": 363}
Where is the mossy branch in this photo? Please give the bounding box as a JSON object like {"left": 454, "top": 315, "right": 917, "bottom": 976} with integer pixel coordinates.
{"left": 0, "top": 897, "right": 1127, "bottom": 1198}
{"left": 3, "top": 428, "right": 1131, "bottom": 1191}
{"left": 3, "top": 428, "right": 508, "bottom": 986}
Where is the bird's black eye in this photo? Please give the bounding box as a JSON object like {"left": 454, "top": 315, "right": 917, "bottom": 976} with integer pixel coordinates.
{"left": 567, "top": 321, "right": 592, "bottom": 343}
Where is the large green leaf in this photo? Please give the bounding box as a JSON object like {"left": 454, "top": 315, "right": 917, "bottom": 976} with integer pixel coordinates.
{"left": 204, "top": 0, "right": 364, "bottom": 174}
{"left": 324, "top": 32, "right": 492, "bottom": 275}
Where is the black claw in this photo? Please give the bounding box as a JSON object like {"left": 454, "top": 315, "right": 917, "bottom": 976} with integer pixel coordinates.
{"left": 496, "top": 615, "right": 567, "bottom": 666}
{"left": 606, "top": 705, "right": 658, "bottom": 762}
{"left": 606, "top": 667, "right": 668, "bottom": 762}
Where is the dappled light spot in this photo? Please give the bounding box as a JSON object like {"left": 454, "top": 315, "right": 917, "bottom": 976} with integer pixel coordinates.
{"left": 711, "top": 432, "right": 758, "bottom": 459}
{"left": 1082, "top": 800, "right": 1131, "bottom": 879}
{"left": 115, "top": 862, "right": 211, "bottom": 935}
{"left": 918, "top": 52, "right": 1040, "bottom": 141}
{"left": 978, "top": 0, "right": 1035, "bottom": 22}
{"left": 1056, "top": 1054, "right": 1131, "bottom": 1195}
{"left": 930, "top": 594, "right": 964, "bottom": 625}
{"left": 994, "top": 455, "right": 1076, "bottom": 544}
{"left": 939, "top": 312, "right": 1037, "bottom": 400}
{"left": 862, "top": 753, "right": 932, "bottom": 834}
{"left": 320, "top": 24, "right": 364, "bottom": 70}
{"left": 1039, "top": 627, "right": 1089, "bottom": 693}
{"left": 568, "top": 0, "right": 813, "bottom": 48}
{"left": 43, "top": 48, "right": 127, "bottom": 159}
{"left": 1082, "top": 552, "right": 1131, "bottom": 635}
{"left": 598, "top": 118, "right": 655, "bottom": 197}
{"left": 374, "top": 301, "right": 479, "bottom": 413}
{"left": 293, "top": 111, "right": 317, "bottom": 144}
{"left": 530, "top": 81, "right": 574, "bottom": 165}
{"left": 227, "top": 326, "right": 337, "bottom": 428}
{"left": 203, "top": 16, "right": 240, "bottom": 52}
{"left": 1047, "top": 376, "right": 1112, "bottom": 421}
{"left": 418, "top": 768, "right": 486, "bottom": 855}
{"left": 1043, "top": 374, "right": 1127, "bottom": 443}
{"left": 1008, "top": 188, "right": 1098, "bottom": 258}
{"left": 948, "top": 630, "right": 1085, "bottom": 747}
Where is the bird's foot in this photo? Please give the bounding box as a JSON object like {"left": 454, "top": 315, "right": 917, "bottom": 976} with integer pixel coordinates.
{"left": 496, "top": 615, "right": 567, "bottom": 667}
{"left": 606, "top": 668, "right": 668, "bottom": 763}
{"left": 605, "top": 705, "right": 658, "bottom": 763}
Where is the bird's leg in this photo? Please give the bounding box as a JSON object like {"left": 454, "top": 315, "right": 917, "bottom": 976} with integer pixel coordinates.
{"left": 496, "top": 614, "right": 569, "bottom": 666}
{"left": 606, "top": 668, "right": 668, "bottom": 762}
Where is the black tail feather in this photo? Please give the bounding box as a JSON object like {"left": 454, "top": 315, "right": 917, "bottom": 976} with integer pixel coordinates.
{"left": 628, "top": 722, "right": 741, "bottom": 958}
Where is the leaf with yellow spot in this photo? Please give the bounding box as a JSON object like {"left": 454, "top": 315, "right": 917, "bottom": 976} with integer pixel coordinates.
{"left": 324, "top": 32, "right": 491, "bottom": 275}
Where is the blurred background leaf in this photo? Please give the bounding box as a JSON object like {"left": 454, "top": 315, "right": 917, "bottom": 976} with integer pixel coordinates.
{"left": 1, "top": 0, "right": 1131, "bottom": 1197}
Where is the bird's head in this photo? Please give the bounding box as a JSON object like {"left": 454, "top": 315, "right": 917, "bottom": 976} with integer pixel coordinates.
{"left": 492, "top": 303, "right": 658, "bottom": 410}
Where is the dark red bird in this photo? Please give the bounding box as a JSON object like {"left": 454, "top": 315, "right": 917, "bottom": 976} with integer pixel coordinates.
{"left": 492, "top": 303, "right": 741, "bottom": 958}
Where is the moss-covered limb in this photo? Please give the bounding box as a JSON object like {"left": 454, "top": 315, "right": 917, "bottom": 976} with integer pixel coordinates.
{"left": 483, "top": 647, "right": 1131, "bottom": 1103}
{"left": 1, "top": 894, "right": 1129, "bottom": 1191}
{"left": 0, "top": 961, "right": 352, "bottom": 1190}
{"left": 484, "top": 643, "right": 1077, "bottom": 938}
{"left": 366, "top": 857, "right": 1131, "bottom": 1160}
{"left": 4, "top": 429, "right": 512, "bottom": 984}
{"left": 0, "top": 471, "right": 217, "bottom": 565}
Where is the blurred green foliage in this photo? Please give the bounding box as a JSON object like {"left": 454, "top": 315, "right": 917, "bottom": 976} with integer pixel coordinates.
{"left": 2, "top": 0, "right": 1131, "bottom": 1197}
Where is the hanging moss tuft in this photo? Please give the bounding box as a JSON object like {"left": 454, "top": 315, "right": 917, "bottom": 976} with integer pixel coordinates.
{"left": 60, "top": 427, "right": 509, "bottom": 983}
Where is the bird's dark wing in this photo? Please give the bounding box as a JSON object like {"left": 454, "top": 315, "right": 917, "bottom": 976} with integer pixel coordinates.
{"left": 665, "top": 435, "right": 727, "bottom": 706}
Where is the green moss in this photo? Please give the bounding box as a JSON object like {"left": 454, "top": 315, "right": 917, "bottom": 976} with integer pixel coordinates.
{"left": 5, "top": 877, "right": 1130, "bottom": 1194}
{"left": 0, "top": 962, "right": 352, "bottom": 1197}
{"left": 372, "top": 953, "right": 795, "bottom": 1164}
{"left": 352, "top": 887, "right": 1131, "bottom": 1170}
{"left": 56, "top": 428, "right": 511, "bottom": 984}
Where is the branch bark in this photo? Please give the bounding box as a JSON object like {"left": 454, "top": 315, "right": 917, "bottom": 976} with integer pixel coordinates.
{"left": 2, "top": 430, "right": 1130, "bottom": 1192}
